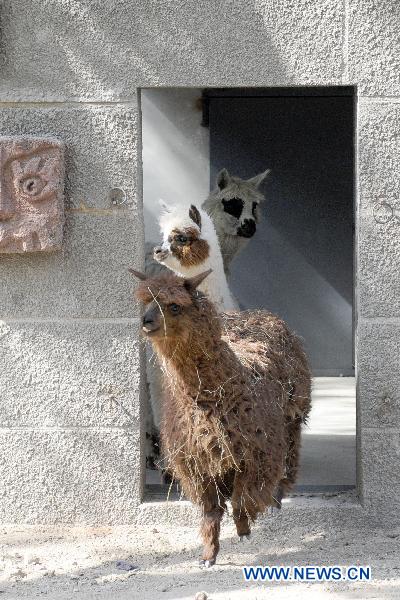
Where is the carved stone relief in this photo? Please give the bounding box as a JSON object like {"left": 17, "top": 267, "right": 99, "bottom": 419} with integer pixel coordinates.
{"left": 0, "top": 137, "right": 64, "bottom": 253}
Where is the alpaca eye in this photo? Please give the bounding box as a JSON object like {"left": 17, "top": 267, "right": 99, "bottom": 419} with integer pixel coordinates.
{"left": 252, "top": 202, "right": 258, "bottom": 217}
{"left": 169, "top": 303, "right": 182, "bottom": 315}
{"left": 222, "top": 197, "right": 244, "bottom": 219}
{"left": 177, "top": 235, "right": 188, "bottom": 244}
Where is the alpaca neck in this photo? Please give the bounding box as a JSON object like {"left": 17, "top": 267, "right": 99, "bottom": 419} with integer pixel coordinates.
{"left": 217, "top": 232, "right": 248, "bottom": 272}
{"left": 153, "top": 331, "right": 230, "bottom": 398}
{"left": 198, "top": 270, "right": 236, "bottom": 312}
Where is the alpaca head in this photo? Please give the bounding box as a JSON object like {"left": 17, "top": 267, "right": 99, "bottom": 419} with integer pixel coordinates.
{"left": 129, "top": 268, "right": 213, "bottom": 343}
{"left": 153, "top": 203, "right": 210, "bottom": 273}
{"left": 203, "top": 168, "right": 270, "bottom": 239}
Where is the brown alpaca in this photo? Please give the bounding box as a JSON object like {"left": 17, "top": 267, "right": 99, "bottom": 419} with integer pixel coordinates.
{"left": 130, "top": 269, "right": 311, "bottom": 567}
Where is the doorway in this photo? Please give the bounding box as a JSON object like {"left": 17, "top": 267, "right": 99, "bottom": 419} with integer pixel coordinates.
{"left": 141, "top": 86, "right": 356, "bottom": 496}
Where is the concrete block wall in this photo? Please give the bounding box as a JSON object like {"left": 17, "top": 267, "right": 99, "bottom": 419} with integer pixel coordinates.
{"left": 0, "top": 103, "right": 144, "bottom": 523}
{"left": 0, "top": 0, "right": 399, "bottom": 522}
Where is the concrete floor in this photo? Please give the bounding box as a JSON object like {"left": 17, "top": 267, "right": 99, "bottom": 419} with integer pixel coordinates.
{"left": 0, "top": 380, "right": 369, "bottom": 599}
{"left": 147, "top": 377, "right": 357, "bottom": 491}
{"left": 3, "top": 506, "right": 400, "bottom": 599}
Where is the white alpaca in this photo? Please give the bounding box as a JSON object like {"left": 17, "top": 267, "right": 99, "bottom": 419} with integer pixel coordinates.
{"left": 154, "top": 202, "right": 237, "bottom": 312}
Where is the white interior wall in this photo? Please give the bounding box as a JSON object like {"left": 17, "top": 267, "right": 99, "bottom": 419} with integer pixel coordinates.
{"left": 141, "top": 88, "right": 210, "bottom": 243}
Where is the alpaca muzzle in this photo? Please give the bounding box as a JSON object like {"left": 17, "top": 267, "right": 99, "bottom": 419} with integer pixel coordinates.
{"left": 142, "top": 307, "right": 161, "bottom": 334}
{"left": 153, "top": 246, "right": 170, "bottom": 262}
{"left": 237, "top": 218, "right": 256, "bottom": 238}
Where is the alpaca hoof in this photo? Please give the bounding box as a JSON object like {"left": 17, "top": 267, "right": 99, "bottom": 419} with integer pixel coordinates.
{"left": 199, "top": 558, "right": 215, "bottom": 568}
{"left": 162, "top": 470, "right": 173, "bottom": 484}
{"left": 268, "top": 506, "right": 280, "bottom": 517}
{"left": 272, "top": 485, "right": 284, "bottom": 509}
{"left": 239, "top": 534, "right": 251, "bottom": 541}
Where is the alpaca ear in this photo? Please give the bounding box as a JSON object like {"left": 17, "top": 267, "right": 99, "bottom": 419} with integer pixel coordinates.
{"left": 189, "top": 204, "right": 202, "bottom": 230}
{"left": 217, "top": 168, "right": 230, "bottom": 190}
{"left": 247, "top": 169, "right": 271, "bottom": 189}
{"left": 128, "top": 268, "right": 147, "bottom": 281}
{"left": 184, "top": 269, "right": 212, "bottom": 292}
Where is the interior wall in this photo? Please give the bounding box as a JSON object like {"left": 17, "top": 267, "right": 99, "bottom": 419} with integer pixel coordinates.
{"left": 207, "top": 92, "right": 355, "bottom": 376}
{"left": 141, "top": 88, "right": 210, "bottom": 243}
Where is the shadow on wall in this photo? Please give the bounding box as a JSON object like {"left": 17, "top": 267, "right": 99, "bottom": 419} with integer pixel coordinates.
{"left": 230, "top": 223, "right": 353, "bottom": 375}
{"left": 207, "top": 93, "right": 354, "bottom": 375}
{"left": 0, "top": 1, "right": 288, "bottom": 97}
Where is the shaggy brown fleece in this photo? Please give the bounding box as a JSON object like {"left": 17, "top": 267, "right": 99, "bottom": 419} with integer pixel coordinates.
{"left": 135, "top": 272, "right": 311, "bottom": 563}
{"left": 220, "top": 310, "right": 311, "bottom": 496}
{"left": 136, "top": 272, "right": 196, "bottom": 307}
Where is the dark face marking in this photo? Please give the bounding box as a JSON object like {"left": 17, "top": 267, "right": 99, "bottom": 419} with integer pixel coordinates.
{"left": 252, "top": 202, "right": 258, "bottom": 218}
{"left": 168, "top": 227, "right": 196, "bottom": 247}
{"left": 237, "top": 219, "right": 256, "bottom": 238}
{"left": 168, "top": 227, "right": 210, "bottom": 267}
{"left": 222, "top": 197, "right": 244, "bottom": 220}
{"left": 176, "top": 234, "right": 188, "bottom": 244}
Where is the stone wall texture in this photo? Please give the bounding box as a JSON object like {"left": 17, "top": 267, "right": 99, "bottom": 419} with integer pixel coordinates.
{"left": 0, "top": 0, "right": 399, "bottom": 523}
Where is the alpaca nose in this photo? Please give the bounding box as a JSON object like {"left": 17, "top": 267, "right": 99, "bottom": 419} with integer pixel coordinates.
{"left": 142, "top": 310, "right": 160, "bottom": 333}
{"left": 237, "top": 219, "right": 256, "bottom": 238}
{"left": 153, "top": 246, "right": 169, "bottom": 262}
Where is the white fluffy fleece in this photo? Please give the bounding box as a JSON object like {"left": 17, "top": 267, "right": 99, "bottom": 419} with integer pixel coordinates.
{"left": 157, "top": 202, "right": 237, "bottom": 312}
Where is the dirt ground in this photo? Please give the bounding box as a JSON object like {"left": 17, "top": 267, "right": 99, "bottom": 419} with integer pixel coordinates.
{"left": 1, "top": 503, "right": 399, "bottom": 600}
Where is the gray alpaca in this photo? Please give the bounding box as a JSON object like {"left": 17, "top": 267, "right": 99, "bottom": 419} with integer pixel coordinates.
{"left": 202, "top": 167, "right": 270, "bottom": 273}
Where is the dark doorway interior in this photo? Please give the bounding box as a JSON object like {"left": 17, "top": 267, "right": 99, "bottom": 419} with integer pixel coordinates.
{"left": 203, "top": 87, "right": 355, "bottom": 376}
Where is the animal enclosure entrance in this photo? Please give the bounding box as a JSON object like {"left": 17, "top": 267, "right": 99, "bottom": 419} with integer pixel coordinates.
{"left": 140, "top": 86, "right": 356, "bottom": 499}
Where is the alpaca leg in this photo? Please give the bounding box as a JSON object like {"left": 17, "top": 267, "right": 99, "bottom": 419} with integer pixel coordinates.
{"left": 276, "top": 415, "right": 303, "bottom": 503}
{"left": 233, "top": 508, "right": 251, "bottom": 540}
{"left": 146, "top": 344, "right": 163, "bottom": 430}
{"left": 147, "top": 345, "right": 173, "bottom": 477}
{"left": 199, "top": 507, "right": 224, "bottom": 567}
{"left": 231, "top": 476, "right": 254, "bottom": 539}
{"left": 199, "top": 487, "right": 226, "bottom": 567}
{"left": 144, "top": 349, "right": 160, "bottom": 469}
